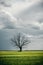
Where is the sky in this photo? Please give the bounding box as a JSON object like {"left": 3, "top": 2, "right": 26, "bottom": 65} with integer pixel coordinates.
{"left": 0, "top": 0, "right": 43, "bottom": 50}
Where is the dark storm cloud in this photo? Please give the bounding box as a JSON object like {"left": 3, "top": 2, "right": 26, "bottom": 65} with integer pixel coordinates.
{"left": 0, "top": 29, "right": 22, "bottom": 50}
{"left": 0, "top": 29, "right": 17, "bottom": 50}
{"left": 0, "top": 30, "right": 10, "bottom": 50}
{"left": 0, "top": 29, "right": 43, "bottom": 50}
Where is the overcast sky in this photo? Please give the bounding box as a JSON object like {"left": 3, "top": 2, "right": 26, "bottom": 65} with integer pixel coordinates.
{"left": 0, "top": 0, "right": 43, "bottom": 50}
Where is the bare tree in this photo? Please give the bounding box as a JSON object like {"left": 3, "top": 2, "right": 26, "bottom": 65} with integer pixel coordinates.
{"left": 11, "top": 33, "right": 31, "bottom": 52}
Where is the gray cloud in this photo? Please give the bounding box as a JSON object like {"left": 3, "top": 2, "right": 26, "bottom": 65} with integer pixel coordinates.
{"left": 19, "top": 1, "right": 43, "bottom": 20}
{"left": 0, "top": 0, "right": 43, "bottom": 50}
{"left": 0, "top": 12, "right": 16, "bottom": 29}
{"left": 0, "top": 0, "right": 11, "bottom": 7}
{"left": 17, "top": 1, "right": 43, "bottom": 30}
{"left": 22, "top": 24, "right": 40, "bottom": 30}
{"left": 38, "top": 18, "right": 43, "bottom": 23}
{"left": 0, "top": 0, "right": 25, "bottom": 7}
{"left": 0, "top": 30, "right": 12, "bottom": 50}
{"left": 0, "top": 29, "right": 43, "bottom": 50}
{"left": 0, "top": 29, "right": 18, "bottom": 50}
{"left": 31, "top": 26, "right": 40, "bottom": 30}
{"left": 19, "top": 28, "right": 43, "bottom": 36}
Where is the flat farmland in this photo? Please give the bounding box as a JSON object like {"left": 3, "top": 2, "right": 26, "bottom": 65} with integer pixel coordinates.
{"left": 0, "top": 50, "right": 43, "bottom": 65}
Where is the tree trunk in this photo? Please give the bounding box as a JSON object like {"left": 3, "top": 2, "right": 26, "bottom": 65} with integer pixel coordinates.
{"left": 20, "top": 47, "right": 22, "bottom": 52}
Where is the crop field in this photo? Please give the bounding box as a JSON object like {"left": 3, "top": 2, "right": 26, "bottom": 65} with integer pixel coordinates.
{"left": 0, "top": 50, "right": 43, "bottom": 65}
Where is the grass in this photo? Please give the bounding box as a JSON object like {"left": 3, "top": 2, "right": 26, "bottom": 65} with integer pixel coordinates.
{"left": 0, "top": 50, "right": 43, "bottom": 65}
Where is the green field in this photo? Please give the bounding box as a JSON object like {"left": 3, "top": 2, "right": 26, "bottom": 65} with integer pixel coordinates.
{"left": 0, "top": 50, "right": 43, "bottom": 65}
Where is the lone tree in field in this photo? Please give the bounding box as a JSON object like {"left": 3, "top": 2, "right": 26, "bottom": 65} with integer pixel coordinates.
{"left": 11, "top": 33, "right": 31, "bottom": 52}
